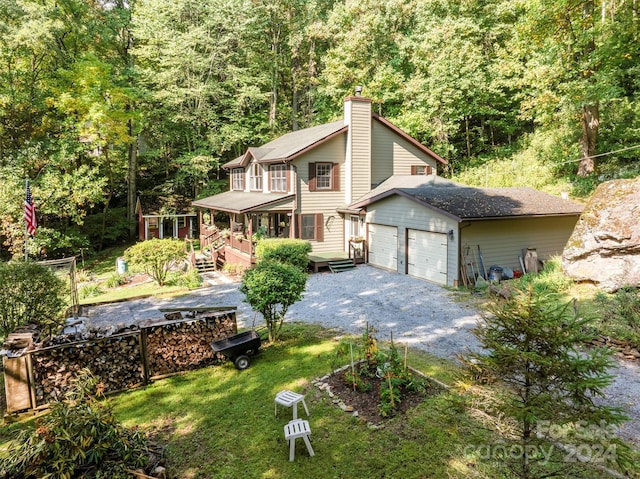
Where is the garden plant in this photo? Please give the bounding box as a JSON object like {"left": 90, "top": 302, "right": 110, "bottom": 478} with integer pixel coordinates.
{"left": 123, "top": 238, "right": 187, "bottom": 286}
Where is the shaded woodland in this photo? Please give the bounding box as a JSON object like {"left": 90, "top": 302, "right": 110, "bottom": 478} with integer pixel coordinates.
{"left": 1, "top": 0, "right": 639, "bottom": 257}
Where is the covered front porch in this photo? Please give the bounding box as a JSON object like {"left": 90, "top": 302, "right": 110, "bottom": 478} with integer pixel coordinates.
{"left": 192, "top": 191, "right": 296, "bottom": 270}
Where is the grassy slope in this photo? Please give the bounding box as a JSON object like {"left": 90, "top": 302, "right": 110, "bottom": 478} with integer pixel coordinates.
{"left": 76, "top": 244, "right": 199, "bottom": 305}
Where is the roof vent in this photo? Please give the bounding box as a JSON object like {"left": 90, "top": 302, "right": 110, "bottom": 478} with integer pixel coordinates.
{"left": 354, "top": 86, "right": 363, "bottom": 97}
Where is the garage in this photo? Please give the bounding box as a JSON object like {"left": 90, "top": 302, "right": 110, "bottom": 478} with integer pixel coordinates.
{"left": 407, "top": 229, "right": 447, "bottom": 285}
{"left": 368, "top": 224, "right": 397, "bottom": 270}
{"left": 347, "top": 176, "right": 584, "bottom": 288}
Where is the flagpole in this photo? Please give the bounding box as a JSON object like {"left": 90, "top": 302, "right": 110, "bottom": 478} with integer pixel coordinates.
{"left": 25, "top": 179, "right": 29, "bottom": 260}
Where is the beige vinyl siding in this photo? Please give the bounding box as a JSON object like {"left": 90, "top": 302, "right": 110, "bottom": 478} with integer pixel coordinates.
{"left": 371, "top": 122, "right": 438, "bottom": 184}
{"left": 258, "top": 200, "right": 295, "bottom": 212}
{"left": 365, "top": 196, "right": 459, "bottom": 287}
{"left": 349, "top": 101, "right": 372, "bottom": 202}
{"left": 460, "top": 216, "right": 579, "bottom": 274}
{"left": 295, "top": 135, "right": 346, "bottom": 253}
{"left": 371, "top": 121, "right": 393, "bottom": 186}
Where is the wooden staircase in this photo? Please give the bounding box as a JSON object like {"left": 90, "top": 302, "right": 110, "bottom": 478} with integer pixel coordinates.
{"left": 195, "top": 247, "right": 226, "bottom": 273}
{"left": 328, "top": 259, "right": 356, "bottom": 273}
{"left": 195, "top": 256, "right": 216, "bottom": 273}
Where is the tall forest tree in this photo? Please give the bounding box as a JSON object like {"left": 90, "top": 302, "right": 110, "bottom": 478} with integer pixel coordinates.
{"left": 130, "top": 0, "right": 270, "bottom": 198}
{"left": 0, "top": 0, "right": 138, "bottom": 256}
{"left": 513, "top": 0, "right": 640, "bottom": 177}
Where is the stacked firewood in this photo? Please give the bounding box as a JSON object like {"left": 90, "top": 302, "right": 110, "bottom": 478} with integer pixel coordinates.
{"left": 4, "top": 310, "right": 238, "bottom": 411}
{"left": 146, "top": 312, "right": 236, "bottom": 377}
{"left": 31, "top": 333, "right": 143, "bottom": 406}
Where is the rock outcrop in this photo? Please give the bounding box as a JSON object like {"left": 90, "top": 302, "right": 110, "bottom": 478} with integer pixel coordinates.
{"left": 562, "top": 178, "right": 640, "bottom": 292}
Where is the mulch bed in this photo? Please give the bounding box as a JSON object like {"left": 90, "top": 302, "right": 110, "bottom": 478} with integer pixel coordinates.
{"left": 322, "top": 369, "right": 445, "bottom": 425}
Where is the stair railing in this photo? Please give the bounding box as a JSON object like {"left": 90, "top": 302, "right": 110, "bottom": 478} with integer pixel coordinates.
{"left": 185, "top": 237, "right": 197, "bottom": 268}
{"left": 348, "top": 239, "right": 367, "bottom": 263}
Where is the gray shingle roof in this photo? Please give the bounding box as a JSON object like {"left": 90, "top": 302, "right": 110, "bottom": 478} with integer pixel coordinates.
{"left": 224, "top": 121, "right": 346, "bottom": 168}
{"left": 349, "top": 176, "right": 584, "bottom": 220}
{"left": 192, "top": 191, "right": 294, "bottom": 214}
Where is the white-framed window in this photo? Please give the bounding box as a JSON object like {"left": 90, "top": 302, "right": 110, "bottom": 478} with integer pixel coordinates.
{"left": 177, "top": 217, "right": 186, "bottom": 228}
{"left": 250, "top": 163, "right": 263, "bottom": 191}
{"left": 270, "top": 164, "right": 287, "bottom": 192}
{"left": 411, "top": 165, "right": 433, "bottom": 175}
{"left": 349, "top": 215, "right": 363, "bottom": 239}
{"left": 232, "top": 168, "right": 245, "bottom": 190}
{"left": 300, "top": 214, "right": 316, "bottom": 240}
{"left": 316, "top": 162, "right": 332, "bottom": 189}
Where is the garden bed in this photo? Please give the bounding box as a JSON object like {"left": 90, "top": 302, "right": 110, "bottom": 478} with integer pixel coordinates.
{"left": 315, "top": 362, "right": 447, "bottom": 425}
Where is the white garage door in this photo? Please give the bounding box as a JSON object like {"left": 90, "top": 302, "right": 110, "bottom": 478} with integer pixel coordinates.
{"left": 368, "top": 224, "right": 397, "bottom": 270}
{"left": 407, "top": 229, "right": 447, "bottom": 285}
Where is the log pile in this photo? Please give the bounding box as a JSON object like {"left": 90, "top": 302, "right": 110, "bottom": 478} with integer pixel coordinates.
{"left": 31, "top": 333, "right": 143, "bottom": 406}
{"left": 146, "top": 312, "right": 236, "bottom": 377}
{"left": 3, "top": 309, "right": 238, "bottom": 411}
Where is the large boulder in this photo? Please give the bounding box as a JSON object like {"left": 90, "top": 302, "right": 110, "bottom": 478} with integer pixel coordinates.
{"left": 562, "top": 178, "right": 640, "bottom": 292}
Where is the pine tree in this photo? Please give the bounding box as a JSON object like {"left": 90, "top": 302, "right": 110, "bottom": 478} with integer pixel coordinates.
{"left": 467, "top": 285, "right": 629, "bottom": 478}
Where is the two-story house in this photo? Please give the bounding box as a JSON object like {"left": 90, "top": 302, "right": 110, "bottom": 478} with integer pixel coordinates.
{"left": 193, "top": 89, "right": 584, "bottom": 285}
{"left": 192, "top": 88, "right": 447, "bottom": 268}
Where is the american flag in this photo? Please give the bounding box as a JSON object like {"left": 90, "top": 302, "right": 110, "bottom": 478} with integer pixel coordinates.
{"left": 24, "top": 181, "right": 37, "bottom": 236}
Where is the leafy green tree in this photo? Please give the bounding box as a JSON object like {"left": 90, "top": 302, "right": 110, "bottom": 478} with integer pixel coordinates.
{"left": 240, "top": 261, "right": 307, "bottom": 342}
{"left": 0, "top": 261, "right": 67, "bottom": 340}
{"left": 124, "top": 238, "right": 186, "bottom": 286}
{"left": 131, "top": 0, "right": 270, "bottom": 187}
{"left": 466, "top": 285, "right": 628, "bottom": 478}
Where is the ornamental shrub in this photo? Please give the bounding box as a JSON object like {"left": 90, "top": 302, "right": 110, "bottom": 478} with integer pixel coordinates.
{"left": 254, "top": 238, "right": 312, "bottom": 270}
{"left": 240, "top": 261, "right": 307, "bottom": 342}
{"left": 0, "top": 261, "right": 66, "bottom": 340}
{"left": 124, "top": 238, "right": 186, "bottom": 286}
{"left": 0, "top": 370, "right": 149, "bottom": 479}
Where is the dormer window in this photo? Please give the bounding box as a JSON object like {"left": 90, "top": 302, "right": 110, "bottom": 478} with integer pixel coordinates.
{"left": 250, "top": 164, "right": 263, "bottom": 191}
{"left": 231, "top": 168, "right": 245, "bottom": 190}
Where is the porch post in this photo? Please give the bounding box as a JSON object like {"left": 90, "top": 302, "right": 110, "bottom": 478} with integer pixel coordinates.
{"left": 144, "top": 218, "right": 149, "bottom": 240}
{"left": 247, "top": 213, "right": 253, "bottom": 261}
{"left": 174, "top": 217, "right": 178, "bottom": 238}
{"left": 159, "top": 217, "right": 164, "bottom": 239}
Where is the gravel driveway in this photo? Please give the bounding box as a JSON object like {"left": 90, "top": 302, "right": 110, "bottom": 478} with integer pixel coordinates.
{"left": 84, "top": 264, "right": 639, "bottom": 447}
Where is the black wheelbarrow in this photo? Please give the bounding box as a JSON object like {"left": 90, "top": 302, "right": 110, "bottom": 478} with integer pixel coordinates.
{"left": 211, "top": 330, "right": 262, "bottom": 370}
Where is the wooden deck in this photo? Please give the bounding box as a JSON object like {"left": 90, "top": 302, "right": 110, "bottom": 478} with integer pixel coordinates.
{"left": 308, "top": 252, "right": 350, "bottom": 273}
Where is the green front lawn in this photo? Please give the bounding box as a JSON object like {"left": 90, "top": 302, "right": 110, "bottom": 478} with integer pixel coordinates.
{"left": 77, "top": 244, "right": 203, "bottom": 306}
{"left": 2, "top": 323, "right": 636, "bottom": 478}
{"left": 110, "top": 325, "right": 491, "bottom": 478}
{"left": 106, "top": 324, "right": 635, "bottom": 479}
